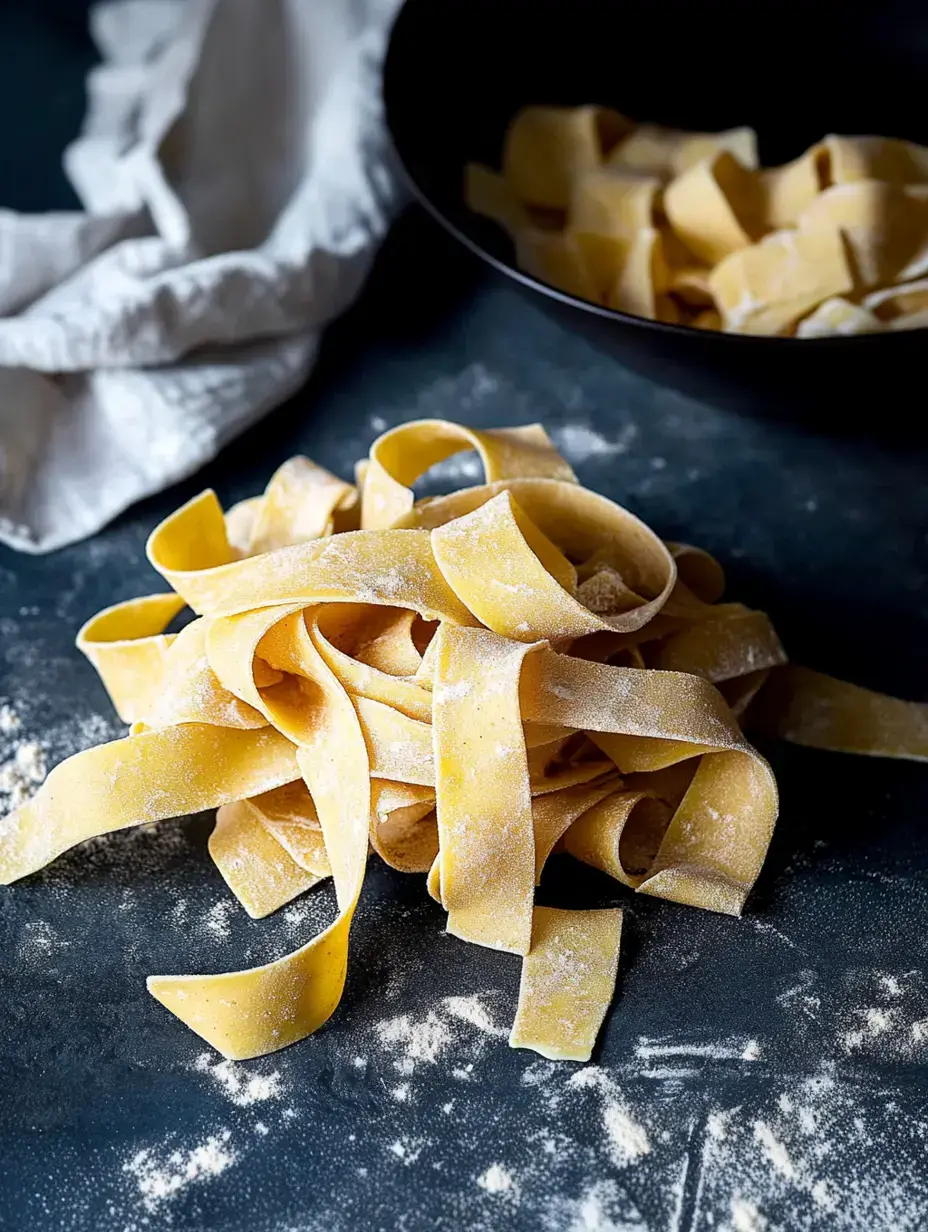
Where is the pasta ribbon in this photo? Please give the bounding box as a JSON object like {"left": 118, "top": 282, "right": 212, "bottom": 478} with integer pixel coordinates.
{"left": 3, "top": 419, "right": 925, "bottom": 1063}
{"left": 467, "top": 108, "right": 928, "bottom": 335}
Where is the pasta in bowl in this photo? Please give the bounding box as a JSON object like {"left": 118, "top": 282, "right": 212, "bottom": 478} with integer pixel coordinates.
{"left": 383, "top": 0, "right": 927, "bottom": 411}
{"left": 467, "top": 113, "right": 928, "bottom": 336}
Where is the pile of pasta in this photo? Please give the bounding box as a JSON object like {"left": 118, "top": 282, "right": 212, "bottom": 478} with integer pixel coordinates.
{"left": 2, "top": 421, "right": 926, "bottom": 1062}
{"left": 466, "top": 108, "right": 928, "bottom": 336}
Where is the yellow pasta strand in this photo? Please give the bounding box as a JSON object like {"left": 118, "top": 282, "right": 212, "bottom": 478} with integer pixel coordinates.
{"left": 0, "top": 725, "right": 299, "bottom": 884}
{"left": 467, "top": 107, "right": 928, "bottom": 337}
{"left": 433, "top": 625, "right": 538, "bottom": 955}
{"left": 510, "top": 907, "right": 623, "bottom": 1063}
{"left": 3, "top": 417, "right": 925, "bottom": 1066}
{"left": 753, "top": 667, "right": 928, "bottom": 761}
{"left": 503, "top": 105, "right": 630, "bottom": 209}
{"left": 76, "top": 593, "right": 186, "bottom": 722}
{"left": 209, "top": 801, "right": 324, "bottom": 920}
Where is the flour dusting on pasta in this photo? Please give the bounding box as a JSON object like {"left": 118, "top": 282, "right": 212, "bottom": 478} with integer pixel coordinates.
{"left": 1, "top": 418, "right": 925, "bottom": 1067}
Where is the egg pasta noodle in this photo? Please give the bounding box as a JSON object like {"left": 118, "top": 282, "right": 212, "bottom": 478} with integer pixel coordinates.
{"left": 467, "top": 109, "right": 928, "bottom": 336}
{"left": 2, "top": 420, "right": 925, "bottom": 1061}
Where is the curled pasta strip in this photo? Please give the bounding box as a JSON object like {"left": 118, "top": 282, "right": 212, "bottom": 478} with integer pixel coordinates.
{"left": 2, "top": 419, "right": 925, "bottom": 1063}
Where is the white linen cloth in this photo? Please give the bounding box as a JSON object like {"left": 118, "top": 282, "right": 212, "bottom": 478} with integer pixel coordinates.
{"left": 0, "top": 0, "right": 402, "bottom": 552}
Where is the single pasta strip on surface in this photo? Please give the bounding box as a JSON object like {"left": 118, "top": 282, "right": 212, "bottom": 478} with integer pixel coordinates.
{"left": 750, "top": 667, "right": 928, "bottom": 761}
{"left": 510, "top": 907, "right": 623, "bottom": 1062}
{"left": 2, "top": 419, "right": 925, "bottom": 1062}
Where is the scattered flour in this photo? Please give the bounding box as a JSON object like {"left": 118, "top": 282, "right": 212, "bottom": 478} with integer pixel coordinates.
{"left": 123, "top": 1130, "right": 236, "bottom": 1212}
{"left": 17, "top": 919, "right": 70, "bottom": 962}
{"left": 0, "top": 701, "right": 123, "bottom": 812}
{"left": 0, "top": 738, "right": 47, "bottom": 809}
{"left": 202, "top": 900, "right": 235, "bottom": 940}
{"left": 725, "top": 1196, "right": 769, "bottom": 1232}
{"left": 477, "top": 1163, "right": 517, "bottom": 1196}
{"left": 388, "top": 1137, "right": 426, "bottom": 1166}
{"left": 375, "top": 1011, "right": 453, "bottom": 1076}
{"left": 442, "top": 994, "right": 507, "bottom": 1038}
{"left": 545, "top": 1179, "right": 649, "bottom": 1232}
{"left": 842, "top": 1007, "right": 894, "bottom": 1052}
{"left": 373, "top": 994, "right": 505, "bottom": 1077}
{"left": 693, "top": 1065, "right": 926, "bottom": 1228}
{"left": 422, "top": 452, "right": 483, "bottom": 485}
{"left": 635, "top": 1037, "right": 760, "bottom": 1063}
{"left": 753, "top": 1122, "right": 798, "bottom": 1181}
{"left": 568, "top": 1069, "right": 651, "bottom": 1167}
{"left": 193, "top": 1053, "right": 284, "bottom": 1107}
{"left": 551, "top": 423, "right": 636, "bottom": 463}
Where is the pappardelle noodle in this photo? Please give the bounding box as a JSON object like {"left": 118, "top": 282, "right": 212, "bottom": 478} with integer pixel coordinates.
{"left": 467, "top": 110, "right": 928, "bottom": 336}
{"left": 2, "top": 420, "right": 926, "bottom": 1061}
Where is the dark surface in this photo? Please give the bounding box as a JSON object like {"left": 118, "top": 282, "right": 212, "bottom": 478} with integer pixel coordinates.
{"left": 3, "top": 7, "right": 928, "bottom": 1232}
{"left": 384, "top": 0, "right": 928, "bottom": 416}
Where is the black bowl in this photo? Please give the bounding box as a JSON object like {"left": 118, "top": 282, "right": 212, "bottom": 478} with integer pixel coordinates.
{"left": 382, "top": 0, "right": 928, "bottom": 420}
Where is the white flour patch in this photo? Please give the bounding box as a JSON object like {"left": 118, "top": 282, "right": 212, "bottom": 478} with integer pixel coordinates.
{"left": 841, "top": 1007, "right": 894, "bottom": 1052}
{"left": 693, "top": 1065, "right": 928, "bottom": 1228}
{"left": 388, "top": 1137, "right": 427, "bottom": 1166}
{"left": 635, "top": 1037, "right": 760, "bottom": 1064}
{"left": 832, "top": 970, "right": 928, "bottom": 1059}
{"left": 753, "top": 1122, "right": 798, "bottom": 1181}
{"left": 412, "top": 362, "right": 502, "bottom": 437}
{"left": 123, "top": 1130, "right": 236, "bottom": 1212}
{"left": 202, "top": 900, "right": 235, "bottom": 940}
{"left": 442, "top": 994, "right": 507, "bottom": 1037}
{"left": 0, "top": 702, "right": 123, "bottom": 812}
{"left": 372, "top": 994, "right": 503, "bottom": 1077}
{"left": 551, "top": 423, "right": 636, "bottom": 463}
{"left": 17, "top": 919, "right": 70, "bottom": 962}
{"left": 0, "top": 738, "right": 47, "bottom": 809}
{"left": 568, "top": 1069, "right": 651, "bottom": 1167}
{"left": 193, "top": 1054, "right": 284, "bottom": 1107}
{"left": 521, "top": 1060, "right": 559, "bottom": 1087}
{"left": 477, "top": 1163, "right": 517, "bottom": 1196}
{"left": 423, "top": 452, "right": 483, "bottom": 485}
{"left": 375, "top": 1011, "right": 453, "bottom": 1076}
{"left": 544, "top": 1179, "right": 649, "bottom": 1232}
{"left": 724, "top": 1196, "right": 769, "bottom": 1232}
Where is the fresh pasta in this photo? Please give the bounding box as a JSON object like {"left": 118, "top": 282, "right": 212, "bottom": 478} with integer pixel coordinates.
{"left": 466, "top": 108, "right": 928, "bottom": 336}
{"left": 2, "top": 419, "right": 926, "bottom": 1062}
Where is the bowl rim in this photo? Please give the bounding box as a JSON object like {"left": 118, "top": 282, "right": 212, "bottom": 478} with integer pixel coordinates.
{"left": 381, "top": 1, "right": 919, "bottom": 349}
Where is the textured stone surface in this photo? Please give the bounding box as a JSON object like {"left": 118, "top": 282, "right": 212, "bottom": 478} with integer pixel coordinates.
{"left": 2, "top": 9, "right": 928, "bottom": 1231}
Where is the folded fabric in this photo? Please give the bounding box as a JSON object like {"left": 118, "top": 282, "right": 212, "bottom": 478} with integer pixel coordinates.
{"left": 0, "top": 0, "right": 403, "bottom": 552}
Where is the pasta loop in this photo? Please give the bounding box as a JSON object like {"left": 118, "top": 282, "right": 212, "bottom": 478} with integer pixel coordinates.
{"left": 3, "top": 419, "right": 925, "bottom": 1062}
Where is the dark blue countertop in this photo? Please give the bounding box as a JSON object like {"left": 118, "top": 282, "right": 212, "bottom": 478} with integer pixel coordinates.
{"left": 2, "top": 8, "right": 928, "bottom": 1231}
